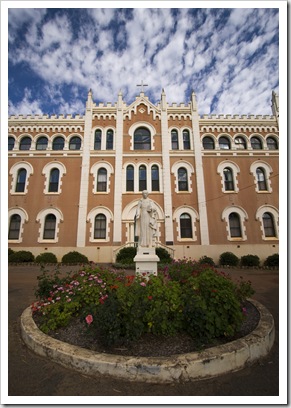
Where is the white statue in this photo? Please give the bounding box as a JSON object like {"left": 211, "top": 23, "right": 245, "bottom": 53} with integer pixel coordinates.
{"left": 135, "top": 190, "right": 157, "bottom": 247}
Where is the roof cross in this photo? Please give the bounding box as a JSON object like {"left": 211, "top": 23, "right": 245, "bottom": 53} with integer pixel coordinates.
{"left": 136, "top": 80, "right": 148, "bottom": 93}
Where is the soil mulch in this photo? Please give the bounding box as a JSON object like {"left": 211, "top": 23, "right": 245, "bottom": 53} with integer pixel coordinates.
{"left": 34, "top": 301, "right": 260, "bottom": 357}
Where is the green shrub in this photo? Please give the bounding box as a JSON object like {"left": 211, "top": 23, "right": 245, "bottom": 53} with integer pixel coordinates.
{"left": 8, "top": 250, "right": 35, "bottom": 263}
{"left": 61, "top": 251, "right": 89, "bottom": 264}
{"left": 156, "top": 247, "right": 173, "bottom": 263}
{"left": 34, "top": 266, "right": 62, "bottom": 299}
{"left": 115, "top": 246, "right": 137, "bottom": 264}
{"left": 35, "top": 252, "right": 58, "bottom": 264}
{"left": 240, "top": 254, "right": 260, "bottom": 267}
{"left": 264, "top": 253, "right": 279, "bottom": 268}
{"left": 8, "top": 248, "right": 14, "bottom": 257}
{"left": 198, "top": 255, "right": 215, "bottom": 266}
{"left": 219, "top": 252, "right": 239, "bottom": 267}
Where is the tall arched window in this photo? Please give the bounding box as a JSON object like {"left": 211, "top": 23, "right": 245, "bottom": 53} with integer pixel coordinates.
{"left": 134, "top": 128, "right": 151, "bottom": 150}
{"left": 43, "top": 214, "right": 56, "bottom": 239}
{"left": 251, "top": 137, "right": 262, "bottom": 149}
{"left": 171, "top": 129, "right": 179, "bottom": 150}
{"left": 126, "top": 165, "right": 134, "bottom": 191}
{"left": 266, "top": 137, "right": 278, "bottom": 150}
{"left": 97, "top": 168, "right": 107, "bottom": 192}
{"left": 263, "top": 212, "right": 276, "bottom": 237}
{"left": 151, "top": 165, "right": 160, "bottom": 191}
{"left": 8, "top": 137, "right": 15, "bottom": 151}
{"left": 94, "top": 130, "right": 102, "bottom": 150}
{"left": 183, "top": 130, "right": 190, "bottom": 150}
{"left": 48, "top": 168, "right": 60, "bottom": 192}
{"left": 19, "top": 137, "right": 31, "bottom": 150}
{"left": 36, "top": 137, "right": 48, "bottom": 150}
{"left": 256, "top": 168, "right": 267, "bottom": 191}
{"left": 94, "top": 214, "right": 106, "bottom": 239}
{"left": 8, "top": 214, "right": 21, "bottom": 240}
{"left": 106, "top": 129, "right": 114, "bottom": 150}
{"left": 203, "top": 136, "right": 215, "bottom": 150}
{"left": 139, "top": 165, "right": 147, "bottom": 191}
{"left": 229, "top": 213, "right": 242, "bottom": 237}
{"left": 234, "top": 136, "right": 247, "bottom": 149}
{"left": 178, "top": 167, "right": 188, "bottom": 191}
{"left": 69, "top": 136, "right": 81, "bottom": 150}
{"left": 223, "top": 167, "right": 234, "bottom": 191}
{"left": 219, "top": 136, "right": 231, "bottom": 150}
{"left": 52, "top": 136, "right": 65, "bottom": 150}
{"left": 16, "top": 169, "right": 27, "bottom": 192}
{"left": 180, "top": 213, "right": 192, "bottom": 238}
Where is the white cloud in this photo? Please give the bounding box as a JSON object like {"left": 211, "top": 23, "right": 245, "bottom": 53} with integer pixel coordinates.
{"left": 9, "top": 88, "right": 43, "bottom": 115}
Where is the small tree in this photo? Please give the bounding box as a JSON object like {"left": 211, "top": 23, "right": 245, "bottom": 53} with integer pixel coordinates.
{"left": 219, "top": 251, "right": 239, "bottom": 267}
{"left": 61, "top": 251, "right": 89, "bottom": 264}
{"left": 35, "top": 252, "right": 58, "bottom": 264}
{"left": 240, "top": 254, "right": 260, "bottom": 267}
{"left": 8, "top": 250, "right": 35, "bottom": 263}
{"left": 264, "top": 253, "right": 279, "bottom": 268}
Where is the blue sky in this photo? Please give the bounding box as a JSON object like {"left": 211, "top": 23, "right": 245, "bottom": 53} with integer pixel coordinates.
{"left": 7, "top": 5, "right": 280, "bottom": 116}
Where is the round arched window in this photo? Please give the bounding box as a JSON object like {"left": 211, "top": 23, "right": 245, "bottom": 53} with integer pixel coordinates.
{"left": 134, "top": 127, "right": 151, "bottom": 150}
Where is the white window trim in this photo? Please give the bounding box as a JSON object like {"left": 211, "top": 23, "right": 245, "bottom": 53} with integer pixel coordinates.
{"left": 222, "top": 206, "right": 248, "bottom": 241}
{"left": 128, "top": 122, "right": 156, "bottom": 151}
{"left": 171, "top": 161, "right": 194, "bottom": 193}
{"left": 250, "top": 161, "right": 273, "bottom": 193}
{"left": 122, "top": 162, "right": 163, "bottom": 193}
{"left": 52, "top": 134, "right": 67, "bottom": 150}
{"left": 68, "top": 134, "right": 83, "bottom": 150}
{"left": 256, "top": 205, "right": 279, "bottom": 240}
{"left": 8, "top": 207, "right": 29, "bottom": 243}
{"left": 173, "top": 206, "right": 199, "bottom": 242}
{"left": 87, "top": 206, "right": 113, "bottom": 242}
{"left": 9, "top": 161, "right": 34, "bottom": 195}
{"left": 217, "top": 160, "right": 240, "bottom": 193}
{"left": 36, "top": 207, "right": 64, "bottom": 243}
{"left": 42, "top": 161, "right": 67, "bottom": 194}
{"left": 90, "top": 161, "right": 114, "bottom": 194}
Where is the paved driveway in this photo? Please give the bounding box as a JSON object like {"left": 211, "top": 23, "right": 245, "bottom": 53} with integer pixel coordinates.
{"left": 6, "top": 264, "right": 281, "bottom": 401}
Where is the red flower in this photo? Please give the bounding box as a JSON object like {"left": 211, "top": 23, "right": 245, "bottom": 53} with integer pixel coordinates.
{"left": 85, "top": 314, "right": 93, "bottom": 325}
{"left": 148, "top": 296, "right": 153, "bottom": 300}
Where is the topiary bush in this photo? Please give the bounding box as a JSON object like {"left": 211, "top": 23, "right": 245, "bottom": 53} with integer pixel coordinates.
{"left": 240, "top": 254, "right": 260, "bottom": 267}
{"left": 198, "top": 255, "right": 215, "bottom": 266}
{"left": 219, "top": 251, "right": 239, "bottom": 267}
{"left": 115, "top": 246, "right": 137, "bottom": 264}
{"left": 61, "top": 251, "right": 89, "bottom": 264}
{"left": 264, "top": 253, "right": 279, "bottom": 268}
{"left": 35, "top": 252, "right": 58, "bottom": 264}
{"left": 8, "top": 250, "right": 35, "bottom": 263}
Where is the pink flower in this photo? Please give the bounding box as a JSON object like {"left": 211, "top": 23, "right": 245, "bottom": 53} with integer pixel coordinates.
{"left": 140, "top": 282, "right": 146, "bottom": 287}
{"left": 85, "top": 315, "right": 93, "bottom": 325}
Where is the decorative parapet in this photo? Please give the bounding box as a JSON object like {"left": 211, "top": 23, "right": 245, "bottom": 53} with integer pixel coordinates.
{"left": 9, "top": 114, "right": 85, "bottom": 121}
{"left": 200, "top": 114, "right": 275, "bottom": 121}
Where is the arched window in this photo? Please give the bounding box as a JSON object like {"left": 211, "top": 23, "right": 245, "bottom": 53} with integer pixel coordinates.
{"left": 8, "top": 137, "right": 15, "bottom": 151}
{"left": 94, "top": 130, "right": 102, "bottom": 150}
{"left": 19, "top": 137, "right": 31, "bottom": 150}
{"left": 151, "top": 165, "right": 160, "bottom": 191}
{"left": 171, "top": 129, "right": 179, "bottom": 150}
{"left": 219, "top": 136, "right": 231, "bottom": 150}
{"left": 94, "top": 214, "right": 106, "bottom": 239}
{"left": 8, "top": 214, "right": 21, "bottom": 240}
{"left": 266, "top": 137, "right": 278, "bottom": 150}
{"left": 52, "top": 136, "right": 65, "bottom": 150}
{"left": 69, "top": 136, "right": 81, "bottom": 150}
{"left": 16, "top": 169, "right": 27, "bottom": 192}
{"left": 97, "top": 168, "right": 107, "bottom": 192}
{"left": 183, "top": 130, "right": 190, "bottom": 150}
{"left": 223, "top": 167, "right": 234, "bottom": 191}
{"left": 139, "top": 165, "right": 147, "bottom": 191}
{"left": 263, "top": 212, "right": 276, "bottom": 237}
{"left": 203, "top": 136, "right": 215, "bottom": 150}
{"left": 48, "top": 168, "right": 60, "bottom": 192}
{"left": 251, "top": 137, "right": 262, "bottom": 149}
{"left": 234, "top": 136, "right": 247, "bottom": 150}
{"left": 134, "top": 127, "right": 151, "bottom": 150}
{"left": 43, "top": 214, "right": 56, "bottom": 239}
{"left": 178, "top": 167, "right": 188, "bottom": 191}
{"left": 256, "top": 168, "right": 267, "bottom": 191}
{"left": 229, "top": 213, "right": 242, "bottom": 237}
{"left": 106, "top": 129, "right": 114, "bottom": 150}
{"left": 180, "top": 213, "right": 192, "bottom": 238}
{"left": 36, "top": 136, "right": 48, "bottom": 150}
{"left": 126, "top": 165, "right": 134, "bottom": 192}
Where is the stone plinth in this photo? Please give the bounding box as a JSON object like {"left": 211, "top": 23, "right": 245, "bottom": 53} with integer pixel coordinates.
{"left": 134, "top": 247, "right": 160, "bottom": 277}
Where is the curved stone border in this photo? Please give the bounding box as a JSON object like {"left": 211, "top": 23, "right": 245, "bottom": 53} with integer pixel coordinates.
{"left": 20, "top": 299, "right": 275, "bottom": 384}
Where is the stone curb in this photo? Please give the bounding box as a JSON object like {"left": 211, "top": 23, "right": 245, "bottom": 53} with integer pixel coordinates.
{"left": 20, "top": 299, "right": 275, "bottom": 384}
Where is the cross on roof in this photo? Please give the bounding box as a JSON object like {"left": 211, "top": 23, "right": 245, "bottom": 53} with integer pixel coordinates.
{"left": 137, "top": 80, "right": 148, "bottom": 93}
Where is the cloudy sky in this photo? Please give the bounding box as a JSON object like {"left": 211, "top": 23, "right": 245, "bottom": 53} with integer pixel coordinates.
{"left": 7, "top": 5, "right": 280, "bottom": 116}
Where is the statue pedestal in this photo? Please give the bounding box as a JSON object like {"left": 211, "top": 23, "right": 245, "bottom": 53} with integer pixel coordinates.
{"left": 134, "top": 247, "right": 160, "bottom": 277}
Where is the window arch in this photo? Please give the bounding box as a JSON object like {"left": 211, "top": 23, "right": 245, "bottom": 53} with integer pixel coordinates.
{"left": 256, "top": 206, "right": 278, "bottom": 240}
{"left": 106, "top": 129, "right": 114, "bottom": 150}
{"left": 126, "top": 165, "right": 134, "bottom": 192}
{"left": 178, "top": 167, "right": 188, "bottom": 191}
{"left": 171, "top": 161, "right": 194, "bottom": 193}
{"left": 36, "top": 208, "right": 64, "bottom": 243}
{"left": 183, "top": 129, "right": 191, "bottom": 150}
{"left": 8, "top": 136, "right": 15, "bottom": 151}
{"left": 8, "top": 214, "right": 21, "bottom": 240}
{"left": 222, "top": 206, "right": 248, "bottom": 241}
{"left": 43, "top": 214, "right": 57, "bottom": 239}
{"left": 262, "top": 212, "right": 276, "bottom": 237}
{"left": 151, "top": 165, "right": 160, "bottom": 191}
{"left": 36, "top": 136, "right": 48, "bottom": 150}
{"left": 94, "top": 129, "right": 102, "bottom": 150}
{"left": 223, "top": 167, "right": 234, "bottom": 191}
{"left": 229, "top": 213, "right": 242, "bottom": 237}
{"left": 171, "top": 129, "right": 179, "bottom": 150}
{"left": 266, "top": 137, "right": 278, "bottom": 150}
{"left": 180, "top": 213, "right": 192, "bottom": 238}
{"left": 202, "top": 136, "right": 215, "bottom": 150}
{"left": 250, "top": 161, "right": 273, "bottom": 193}
{"left": 234, "top": 136, "right": 247, "bottom": 150}
{"left": 94, "top": 214, "right": 106, "bottom": 239}
{"left": 256, "top": 167, "right": 267, "bottom": 191}
{"left": 49, "top": 168, "right": 60, "bottom": 192}
{"left": 19, "top": 136, "right": 32, "bottom": 150}
{"left": 97, "top": 168, "right": 107, "bottom": 192}
{"left": 90, "top": 161, "right": 114, "bottom": 194}
{"left": 10, "top": 162, "right": 34, "bottom": 194}
{"left": 134, "top": 127, "right": 151, "bottom": 150}
{"left": 173, "top": 206, "right": 199, "bottom": 241}
{"left": 251, "top": 136, "right": 262, "bottom": 149}
{"left": 15, "top": 169, "right": 27, "bottom": 192}
{"left": 87, "top": 206, "right": 113, "bottom": 242}
{"left": 69, "top": 136, "right": 82, "bottom": 150}
{"left": 52, "top": 136, "right": 65, "bottom": 150}
{"left": 42, "top": 162, "right": 66, "bottom": 194}
{"left": 217, "top": 161, "right": 240, "bottom": 193}
{"left": 139, "top": 165, "right": 147, "bottom": 191}
{"left": 219, "top": 136, "right": 231, "bottom": 150}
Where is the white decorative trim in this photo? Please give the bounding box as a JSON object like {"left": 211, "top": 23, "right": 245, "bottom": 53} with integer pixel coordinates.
{"left": 128, "top": 122, "right": 156, "bottom": 151}
{"left": 36, "top": 207, "right": 64, "bottom": 243}
{"left": 256, "top": 205, "right": 279, "bottom": 240}
{"left": 9, "top": 161, "right": 34, "bottom": 194}
{"left": 250, "top": 161, "right": 273, "bottom": 193}
{"left": 217, "top": 160, "right": 240, "bottom": 193}
{"left": 222, "top": 206, "right": 248, "bottom": 241}
{"left": 87, "top": 206, "right": 113, "bottom": 242}
{"left": 122, "top": 162, "right": 163, "bottom": 193}
{"left": 171, "top": 161, "right": 194, "bottom": 193}
{"left": 42, "top": 161, "right": 67, "bottom": 194}
{"left": 8, "top": 207, "right": 29, "bottom": 243}
{"left": 173, "top": 206, "right": 199, "bottom": 241}
{"left": 90, "top": 161, "right": 114, "bottom": 194}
